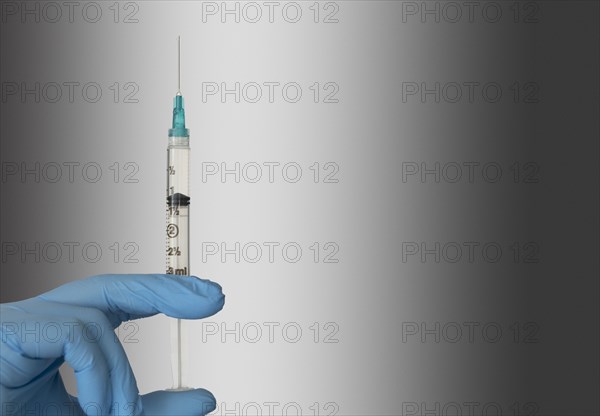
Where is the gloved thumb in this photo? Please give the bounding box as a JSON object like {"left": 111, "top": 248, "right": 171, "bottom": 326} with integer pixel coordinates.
{"left": 141, "top": 388, "right": 217, "bottom": 416}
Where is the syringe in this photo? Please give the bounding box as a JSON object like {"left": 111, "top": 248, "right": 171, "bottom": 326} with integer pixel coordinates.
{"left": 165, "top": 36, "right": 190, "bottom": 390}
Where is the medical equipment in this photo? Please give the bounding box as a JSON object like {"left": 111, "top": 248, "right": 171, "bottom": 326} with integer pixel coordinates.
{"left": 0, "top": 274, "right": 222, "bottom": 414}
{"left": 166, "top": 36, "right": 190, "bottom": 390}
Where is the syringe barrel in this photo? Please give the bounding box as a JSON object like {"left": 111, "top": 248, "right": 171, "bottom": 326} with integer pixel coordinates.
{"left": 166, "top": 135, "right": 190, "bottom": 276}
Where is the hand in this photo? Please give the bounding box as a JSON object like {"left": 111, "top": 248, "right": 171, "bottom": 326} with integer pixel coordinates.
{"left": 0, "top": 274, "right": 225, "bottom": 416}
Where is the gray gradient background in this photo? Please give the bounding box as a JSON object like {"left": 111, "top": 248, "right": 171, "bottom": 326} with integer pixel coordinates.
{"left": 1, "top": 1, "right": 599, "bottom": 415}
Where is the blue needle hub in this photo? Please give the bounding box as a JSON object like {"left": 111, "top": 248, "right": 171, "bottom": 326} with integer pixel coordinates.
{"left": 169, "top": 94, "right": 189, "bottom": 137}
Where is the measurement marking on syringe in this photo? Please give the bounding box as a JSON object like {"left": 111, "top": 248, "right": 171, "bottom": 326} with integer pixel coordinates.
{"left": 166, "top": 224, "right": 179, "bottom": 238}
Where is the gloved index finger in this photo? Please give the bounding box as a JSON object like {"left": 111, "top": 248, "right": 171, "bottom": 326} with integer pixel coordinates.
{"left": 37, "top": 274, "right": 225, "bottom": 328}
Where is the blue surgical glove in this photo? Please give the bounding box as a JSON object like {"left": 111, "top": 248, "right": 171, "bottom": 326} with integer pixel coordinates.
{"left": 0, "top": 274, "right": 225, "bottom": 416}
